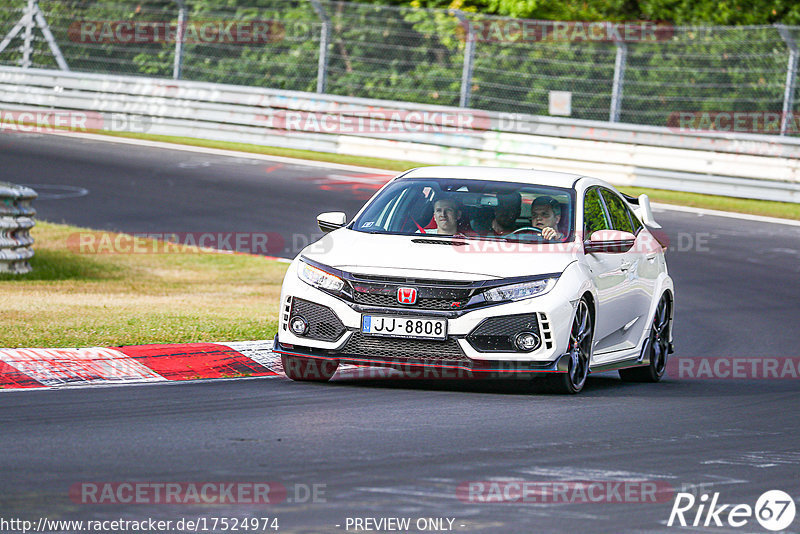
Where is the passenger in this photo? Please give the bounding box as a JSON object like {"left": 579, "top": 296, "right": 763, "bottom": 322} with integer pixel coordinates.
{"left": 531, "top": 196, "right": 563, "bottom": 241}
{"left": 491, "top": 193, "right": 521, "bottom": 235}
{"left": 427, "top": 196, "right": 462, "bottom": 235}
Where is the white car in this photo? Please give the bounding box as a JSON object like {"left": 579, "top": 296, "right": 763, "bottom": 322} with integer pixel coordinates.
{"left": 274, "top": 166, "right": 674, "bottom": 393}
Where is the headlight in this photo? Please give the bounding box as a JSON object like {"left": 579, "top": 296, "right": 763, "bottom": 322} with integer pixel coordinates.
{"left": 297, "top": 260, "right": 344, "bottom": 292}
{"left": 483, "top": 278, "right": 556, "bottom": 302}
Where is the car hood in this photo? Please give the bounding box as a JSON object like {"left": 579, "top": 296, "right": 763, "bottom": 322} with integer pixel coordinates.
{"left": 301, "top": 229, "right": 579, "bottom": 281}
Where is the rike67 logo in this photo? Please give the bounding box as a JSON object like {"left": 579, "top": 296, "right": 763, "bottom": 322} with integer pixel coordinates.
{"left": 668, "top": 490, "right": 796, "bottom": 531}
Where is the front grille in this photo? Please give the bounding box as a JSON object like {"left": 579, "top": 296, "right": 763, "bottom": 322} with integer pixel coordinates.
{"left": 352, "top": 292, "right": 468, "bottom": 310}
{"left": 339, "top": 332, "right": 470, "bottom": 362}
{"left": 348, "top": 273, "right": 476, "bottom": 311}
{"left": 290, "top": 298, "right": 346, "bottom": 342}
{"left": 467, "top": 313, "right": 541, "bottom": 352}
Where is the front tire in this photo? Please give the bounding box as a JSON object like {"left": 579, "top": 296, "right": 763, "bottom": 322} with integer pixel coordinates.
{"left": 619, "top": 294, "right": 670, "bottom": 383}
{"left": 281, "top": 354, "right": 338, "bottom": 382}
{"left": 543, "top": 298, "right": 593, "bottom": 394}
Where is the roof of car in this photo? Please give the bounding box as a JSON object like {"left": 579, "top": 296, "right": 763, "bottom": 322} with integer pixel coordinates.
{"left": 399, "top": 166, "right": 588, "bottom": 188}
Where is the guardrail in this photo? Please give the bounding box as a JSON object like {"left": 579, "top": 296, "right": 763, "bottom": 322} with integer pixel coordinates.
{"left": 2, "top": 1, "right": 799, "bottom": 132}
{"left": 0, "top": 181, "right": 36, "bottom": 274}
{"left": 1, "top": 66, "right": 799, "bottom": 203}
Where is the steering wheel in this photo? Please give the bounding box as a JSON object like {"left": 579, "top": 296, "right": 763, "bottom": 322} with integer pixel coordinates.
{"left": 509, "top": 226, "right": 543, "bottom": 235}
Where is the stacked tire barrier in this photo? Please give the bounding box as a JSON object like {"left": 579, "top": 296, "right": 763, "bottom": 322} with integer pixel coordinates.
{"left": 0, "top": 182, "right": 36, "bottom": 274}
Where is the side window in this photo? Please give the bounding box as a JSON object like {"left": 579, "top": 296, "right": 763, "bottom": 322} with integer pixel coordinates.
{"left": 583, "top": 188, "right": 610, "bottom": 236}
{"left": 600, "top": 189, "right": 634, "bottom": 234}
{"left": 628, "top": 205, "right": 643, "bottom": 233}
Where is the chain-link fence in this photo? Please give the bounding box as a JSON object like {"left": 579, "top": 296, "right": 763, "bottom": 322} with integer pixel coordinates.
{"left": 1, "top": 0, "right": 799, "bottom": 135}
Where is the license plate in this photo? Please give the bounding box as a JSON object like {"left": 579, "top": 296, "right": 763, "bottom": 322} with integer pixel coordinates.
{"left": 361, "top": 315, "right": 447, "bottom": 340}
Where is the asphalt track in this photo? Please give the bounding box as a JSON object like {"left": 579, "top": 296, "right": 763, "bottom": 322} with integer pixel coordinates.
{"left": 2, "top": 132, "right": 800, "bottom": 533}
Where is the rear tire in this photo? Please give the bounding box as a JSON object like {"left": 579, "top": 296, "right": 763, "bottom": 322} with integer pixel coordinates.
{"left": 543, "top": 298, "right": 593, "bottom": 394}
{"left": 619, "top": 294, "right": 670, "bottom": 383}
{"left": 281, "top": 354, "right": 338, "bottom": 382}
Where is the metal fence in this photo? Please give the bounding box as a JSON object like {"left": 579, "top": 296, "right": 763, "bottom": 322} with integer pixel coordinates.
{"left": 1, "top": 0, "right": 799, "bottom": 135}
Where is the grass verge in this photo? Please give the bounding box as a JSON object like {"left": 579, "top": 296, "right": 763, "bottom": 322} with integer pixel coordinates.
{"left": 616, "top": 187, "right": 800, "bottom": 221}
{"left": 105, "top": 131, "right": 800, "bottom": 221}
{"left": 0, "top": 221, "right": 289, "bottom": 348}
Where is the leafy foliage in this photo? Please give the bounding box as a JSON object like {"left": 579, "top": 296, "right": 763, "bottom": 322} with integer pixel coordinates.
{"left": 0, "top": 0, "right": 797, "bottom": 129}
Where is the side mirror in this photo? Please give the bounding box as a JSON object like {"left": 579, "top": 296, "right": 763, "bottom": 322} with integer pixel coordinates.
{"left": 317, "top": 212, "right": 347, "bottom": 233}
{"left": 584, "top": 230, "right": 636, "bottom": 254}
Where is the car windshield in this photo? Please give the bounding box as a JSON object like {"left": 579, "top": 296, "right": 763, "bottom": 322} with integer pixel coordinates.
{"left": 351, "top": 177, "right": 574, "bottom": 242}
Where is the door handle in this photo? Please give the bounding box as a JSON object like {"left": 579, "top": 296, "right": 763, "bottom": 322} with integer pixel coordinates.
{"left": 646, "top": 253, "right": 657, "bottom": 262}
{"left": 620, "top": 261, "right": 632, "bottom": 271}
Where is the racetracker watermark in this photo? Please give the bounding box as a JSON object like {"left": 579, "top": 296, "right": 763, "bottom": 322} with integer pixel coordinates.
{"left": 457, "top": 480, "right": 675, "bottom": 503}
{"left": 279, "top": 358, "right": 620, "bottom": 382}
{"left": 282, "top": 357, "right": 589, "bottom": 380}
{"left": 68, "top": 20, "right": 288, "bottom": 44}
{"left": 255, "top": 109, "right": 490, "bottom": 134}
{"left": 0, "top": 110, "right": 150, "bottom": 134}
{"left": 69, "top": 482, "right": 326, "bottom": 505}
{"left": 295, "top": 230, "right": 712, "bottom": 257}
{"left": 450, "top": 230, "right": 711, "bottom": 254}
{"left": 66, "top": 232, "right": 285, "bottom": 255}
{"left": 668, "top": 111, "right": 800, "bottom": 135}
{"left": 458, "top": 20, "right": 674, "bottom": 43}
{"left": 666, "top": 357, "right": 800, "bottom": 379}
{"left": 452, "top": 231, "right": 662, "bottom": 254}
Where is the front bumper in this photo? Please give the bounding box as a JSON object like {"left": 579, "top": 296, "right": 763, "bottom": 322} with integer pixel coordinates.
{"left": 276, "top": 262, "right": 577, "bottom": 374}
{"left": 274, "top": 335, "right": 575, "bottom": 375}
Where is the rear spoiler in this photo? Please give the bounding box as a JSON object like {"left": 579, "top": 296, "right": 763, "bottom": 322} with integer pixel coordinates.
{"left": 622, "top": 192, "right": 661, "bottom": 229}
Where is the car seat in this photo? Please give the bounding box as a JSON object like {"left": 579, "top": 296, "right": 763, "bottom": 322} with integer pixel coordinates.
{"left": 399, "top": 193, "right": 434, "bottom": 233}
{"left": 469, "top": 206, "right": 494, "bottom": 234}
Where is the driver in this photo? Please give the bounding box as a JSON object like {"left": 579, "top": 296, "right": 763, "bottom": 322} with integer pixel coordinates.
{"left": 531, "top": 196, "right": 563, "bottom": 241}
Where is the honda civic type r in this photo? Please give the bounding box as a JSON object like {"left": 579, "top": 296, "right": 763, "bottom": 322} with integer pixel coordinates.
{"left": 274, "top": 166, "right": 674, "bottom": 393}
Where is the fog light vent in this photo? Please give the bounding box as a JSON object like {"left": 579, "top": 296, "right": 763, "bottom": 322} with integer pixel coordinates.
{"left": 289, "top": 298, "right": 346, "bottom": 341}
{"left": 538, "top": 312, "right": 554, "bottom": 349}
{"left": 467, "top": 313, "right": 541, "bottom": 353}
{"left": 282, "top": 296, "right": 292, "bottom": 331}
